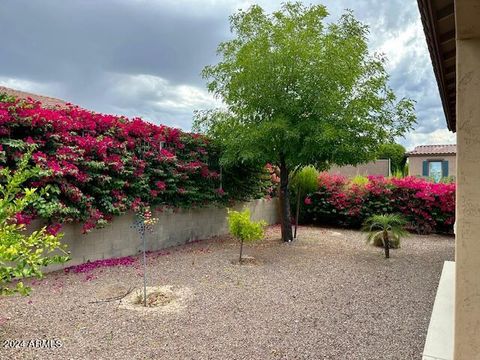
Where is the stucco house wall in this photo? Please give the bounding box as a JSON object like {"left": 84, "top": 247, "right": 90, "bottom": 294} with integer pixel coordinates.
{"left": 408, "top": 154, "right": 456, "bottom": 178}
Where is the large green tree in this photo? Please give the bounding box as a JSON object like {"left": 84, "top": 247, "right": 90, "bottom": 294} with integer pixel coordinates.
{"left": 376, "top": 143, "right": 407, "bottom": 173}
{"left": 194, "top": 2, "right": 416, "bottom": 241}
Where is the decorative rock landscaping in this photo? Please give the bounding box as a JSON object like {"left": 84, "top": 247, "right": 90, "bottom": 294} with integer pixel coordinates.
{"left": 0, "top": 225, "right": 454, "bottom": 359}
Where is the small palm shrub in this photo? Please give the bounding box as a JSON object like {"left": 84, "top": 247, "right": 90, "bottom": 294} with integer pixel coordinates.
{"left": 227, "top": 208, "right": 266, "bottom": 263}
{"left": 370, "top": 232, "right": 401, "bottom": 249}
{"left": 362, "top": 214, "right": 408, "bottom": 259}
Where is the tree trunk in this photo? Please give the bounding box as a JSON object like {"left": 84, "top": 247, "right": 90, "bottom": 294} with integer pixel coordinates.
{"left": 275, "top": 166, "right": 283, "bottom": 226}
{"left": 239, "top": 238, "right": 244, "bottom": 263}
{"left": 383, "top": 230, "right": 390, "bottom": 259}
{"left": 277, "top": 184, "right": 284, "bottom": 228}
{"left": 279, "top": 155, "right": 293, "bottom": 242}
{"left": 294, "top": 189, "right": 301, "bottom": 239}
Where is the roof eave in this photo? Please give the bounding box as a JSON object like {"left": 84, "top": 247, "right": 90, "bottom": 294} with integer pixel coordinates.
{"left": 417, "top": 0, "right": 456, "bottom": 132}
{"left": 407, "top": 152, "right": 456, "bottom": 156}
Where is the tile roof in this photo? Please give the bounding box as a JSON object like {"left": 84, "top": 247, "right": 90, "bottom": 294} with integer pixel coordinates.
{"left": 417, "top": 0, "right": 456, "bottom": 132}
{"left": 407, "top": 144, "right": 456, "bottom": 156}
{"left": 0, "top": 86, "right": 68, "bottom": 107}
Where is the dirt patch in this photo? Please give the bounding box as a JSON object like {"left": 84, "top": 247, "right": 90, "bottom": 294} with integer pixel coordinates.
{"left": 134, "top": 290, "right": 173, "bottom": 307}
{"left": 119, "top": 285, "right": 191, "bottom": 313}
{"left": 231, "top": 255, "right": 259, "bottom": 265}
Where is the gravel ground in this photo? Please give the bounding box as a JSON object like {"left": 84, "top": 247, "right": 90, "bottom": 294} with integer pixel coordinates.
{"left": 0, "top": 225, "right": 454, "bottom": 360}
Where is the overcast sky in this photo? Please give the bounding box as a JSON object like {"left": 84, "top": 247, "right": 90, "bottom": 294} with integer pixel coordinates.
{"left": 0, "top": 0, "right": 456, "bottom": 150}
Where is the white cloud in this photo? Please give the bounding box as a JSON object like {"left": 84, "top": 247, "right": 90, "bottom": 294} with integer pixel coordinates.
{"left": 113, "top": 73, "right": 219, "bottom": 111}
{"left": 0, "top": 77, "right": 59, "bottom": 97}
{"left": 402, "top": 128, "right": 456, "bottom": 151}
{"left": 374, "top": 21, "right": 427, "bottom": 71}
{"left": 101, "top": 73, "right": 221, "bottom": 130}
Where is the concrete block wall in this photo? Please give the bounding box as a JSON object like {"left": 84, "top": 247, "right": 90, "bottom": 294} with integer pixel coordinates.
{"left": 327, "top": 159, "right": 391, "bottom": 177}
{"left": 46, "top": 198, "right": 279, "bottom": 271}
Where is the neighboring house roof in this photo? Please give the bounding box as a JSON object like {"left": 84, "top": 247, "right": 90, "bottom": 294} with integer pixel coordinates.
{"left": 417, "top": 0, "right": 456, "bottom": 132}
{"left": 0, "top": 86, "right": 69, "bottom": 107}
{"left": 407, "top": 144, "right": 456, "bottom": 156}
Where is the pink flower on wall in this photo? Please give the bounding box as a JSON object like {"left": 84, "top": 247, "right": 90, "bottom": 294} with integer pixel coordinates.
{"left": 155, "top": 181, "right": 166, "bottom": 191}
{"left": 0, "top": 94, "right": 275, "bottom": 232}
{"left": 160, "top": 148, "right": 175, "bottom": 158}
{"left": 46, "top": 223, "right": 62, "bottom": 236}
{"left": 14, "top": 212, "right": 32, "bottom": 226}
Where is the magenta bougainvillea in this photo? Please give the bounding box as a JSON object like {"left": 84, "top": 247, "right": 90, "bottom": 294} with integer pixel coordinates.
{"left": 63, "top": 256, "right": 137, "bottom": 274}
{"left": 0, "top": 94, "right": 272, "bottom": 232}
{"left": 303, "top": 173, "right": 455, "bottom": 234}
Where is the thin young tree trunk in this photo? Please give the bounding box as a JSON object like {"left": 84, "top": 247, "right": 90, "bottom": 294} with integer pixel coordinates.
{"left": 279, "top": 155, "right": 293, "bottom": 242}
{"left": 142, "top": 227, "right": 147, "bottom": 307}
{"left": 239, "top": 239, "right": 244, "bottom": 263}
{"left": 294, "top": 189, "right": 301, "bottom": 239}
{"left": 275, "top": 166, "right": 283, "bottom": 226}
{"left": 383, "top": 230, "right": 390, "bottom": 259}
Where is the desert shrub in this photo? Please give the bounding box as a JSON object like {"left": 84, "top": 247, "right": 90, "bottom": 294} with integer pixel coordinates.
{"left": 391, "top": 169, "right": 404, "bottom": 178}
{"left": 0, "top": 93, "right": 273, "bottom": 232}
{"left": 439, "top": 176, "right": 455, "bottom": 184}
{"left": 390, "top": 176, "right": 455, "bottom": 234}
{"left": 303, "top": 173, "right": 455, "bottom": 234}
{"left": 227, "top": 208, "right": 266, "bottom": 262}
{"left": 0, "top": 151, "right": 69, "bottom": 295}
{"left": 289, "top": 166, "right": 319, "bottom": 238}
{"left": 290, "top": 166, "right": 319, "bottom": 193}
{"left": 376, "top": 143, "right": 406, "bottom": 173}
{"left": 350, "top": 175, "right": 369, "bottom": 187}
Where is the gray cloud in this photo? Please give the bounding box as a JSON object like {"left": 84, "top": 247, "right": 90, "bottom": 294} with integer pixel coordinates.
{"left": 1, "top": 0, "right": 229, "bottom": 85}
{"left": 0, "top": 0, "right": 455, "bottom": 149}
